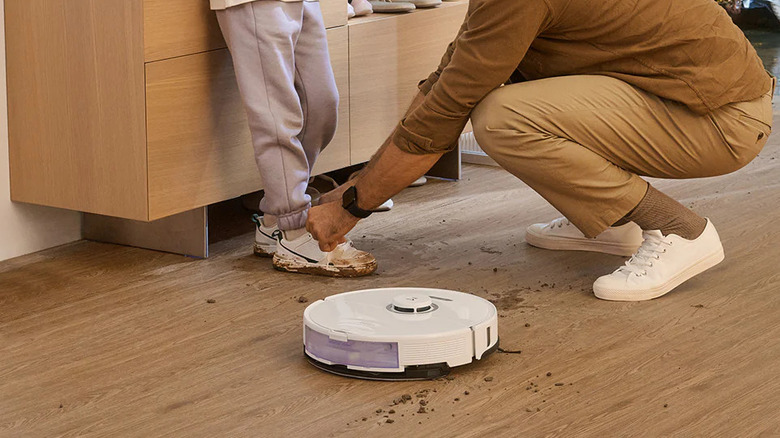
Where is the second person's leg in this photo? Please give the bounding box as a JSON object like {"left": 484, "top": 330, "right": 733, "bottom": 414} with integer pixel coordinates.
{"left": 217, "top": 3, "right": 376, "bottom": 277}
{"left": 294, "top": 1, "right": 340, "bottom": 173}
{"left": 217, "top": 2, "right": 311, "bottom": 232}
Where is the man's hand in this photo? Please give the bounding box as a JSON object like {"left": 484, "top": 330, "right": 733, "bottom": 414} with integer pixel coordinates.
{"left": 306, "top": 201, "right": 360, "bottom": 252}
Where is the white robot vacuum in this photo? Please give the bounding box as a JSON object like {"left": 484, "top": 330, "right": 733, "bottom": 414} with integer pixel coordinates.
{"left": 303, "top": 287, "right": 499, "bottom": 380}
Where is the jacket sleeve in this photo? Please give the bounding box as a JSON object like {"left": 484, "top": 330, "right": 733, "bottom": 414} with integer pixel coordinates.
{"left": 418, "top": 17, "right": 470, "bottom": 96}
{"left": 393, "top": 0, "right": 552, "bottom": 154}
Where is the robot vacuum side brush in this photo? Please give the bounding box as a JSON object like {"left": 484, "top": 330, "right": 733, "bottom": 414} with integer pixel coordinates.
{"left": 303, "top": 288, "right": 499, "bottom": 381}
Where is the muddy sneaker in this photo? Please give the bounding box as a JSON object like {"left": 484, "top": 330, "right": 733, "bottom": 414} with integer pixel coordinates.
{"left": 525, "top": 217, "right": 643, "bottom": 257}
{"left": 593, "top": 220, "right": 725, "bottom": 301}
{"left": 273, "top": 232, "right": 377, "bottom": 277}
{"left": 251, "top": 214, "right": 280, "bottom": 258}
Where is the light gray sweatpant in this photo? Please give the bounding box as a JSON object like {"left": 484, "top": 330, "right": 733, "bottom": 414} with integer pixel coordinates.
{"left": 216, "top": 1, "right": 338, "bottom": 231}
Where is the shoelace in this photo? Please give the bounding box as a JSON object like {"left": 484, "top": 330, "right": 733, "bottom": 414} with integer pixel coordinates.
{"left": 618, "top": 232, "right": 673, "bottom": 277}
{"left": 549, "top": 217, "right": 571, "bottom": 229}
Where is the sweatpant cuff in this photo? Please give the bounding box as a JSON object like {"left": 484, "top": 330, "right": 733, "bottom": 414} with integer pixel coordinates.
{"left": 275, "top": 204, "right": 311, "bottom": 231}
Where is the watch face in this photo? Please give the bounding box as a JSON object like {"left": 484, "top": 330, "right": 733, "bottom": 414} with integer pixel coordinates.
{"left": 342, "top": 186, "right": 357, "bottom": 208}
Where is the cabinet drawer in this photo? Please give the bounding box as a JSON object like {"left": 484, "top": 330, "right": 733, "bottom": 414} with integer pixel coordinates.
{"left": 145, "top": 27, "right": 350, "bottom": 220}
{"left": 144, "top": 0, "right": 346, "bottom": 63}
{"left": 348, "top": 2, "right": 467, "bottom": 163}
{"left": 144, "top": 0, "right": 225, "bottom": 63}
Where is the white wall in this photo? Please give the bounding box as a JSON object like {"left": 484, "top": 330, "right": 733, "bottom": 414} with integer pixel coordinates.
{"left": 0, "top": 1, "right": 82, "bottom": 262}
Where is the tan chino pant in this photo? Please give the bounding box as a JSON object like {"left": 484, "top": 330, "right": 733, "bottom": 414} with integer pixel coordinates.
{"left": 471, "top": 75, "right": 773, "bottom": 238}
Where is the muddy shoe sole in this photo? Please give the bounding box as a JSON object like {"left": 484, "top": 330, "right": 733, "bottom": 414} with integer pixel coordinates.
{"left": 254, "top": 243, "right": 275, "bottom": 258}
{"left": 272, "top": 255, "right": 377, "bottom": 278}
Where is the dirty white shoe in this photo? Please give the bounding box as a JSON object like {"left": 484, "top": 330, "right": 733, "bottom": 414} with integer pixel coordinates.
{"left": 251, "top": 214, "right": 280, "bottom": 258}
{"left": 374, "top": 198, "right": 394, "bottom": 212}
{"left": 273, "top": 232, "right": 377, "bottom": 277}
{"left": 526, "top": 217, "right": 643, "bottom": 256}
{"left": 593, "top": 220, "right": 725, "bottom": 301}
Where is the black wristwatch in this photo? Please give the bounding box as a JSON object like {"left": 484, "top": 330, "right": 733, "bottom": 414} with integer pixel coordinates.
{"left": 342, "top": 185, "right": 373, "bottom": 219}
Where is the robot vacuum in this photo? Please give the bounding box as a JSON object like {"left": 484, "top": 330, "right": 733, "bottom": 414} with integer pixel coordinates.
{"left": 303, "top": 287, "right": 499, "bottom": 380}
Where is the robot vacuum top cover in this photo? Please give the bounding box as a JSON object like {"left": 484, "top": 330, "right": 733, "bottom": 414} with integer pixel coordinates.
{"left": 303, "top": 287, "right": 498, "bottom": 380}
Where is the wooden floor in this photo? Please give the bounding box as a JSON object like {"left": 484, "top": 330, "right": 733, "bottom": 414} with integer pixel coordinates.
{"left": 3, "top": 123, "right": 780, "bottom": 437}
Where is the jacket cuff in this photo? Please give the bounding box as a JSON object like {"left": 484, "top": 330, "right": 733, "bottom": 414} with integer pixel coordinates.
{"left": 392, "top": 120, "right": 436, "bottom": 155}
{"left": 392, "top": 119, "right": 460, "bottom": 155}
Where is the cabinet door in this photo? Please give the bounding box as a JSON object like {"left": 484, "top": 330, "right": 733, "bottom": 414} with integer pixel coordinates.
{"left": 145, "top": 27, "right": 350, "bottom": 220}
{"left": 348, "top": 2, "right": 467, "bottom": 163}
{"left": 6, "top": 0, "right": 148, "bottom": 220}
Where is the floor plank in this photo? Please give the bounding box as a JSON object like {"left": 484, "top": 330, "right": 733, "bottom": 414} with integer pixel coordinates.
{"left": 4, "top": 33, "right": 780, "bottom": 435}
{"left": 2, "top": 120, "right": 780, "bottom": 436}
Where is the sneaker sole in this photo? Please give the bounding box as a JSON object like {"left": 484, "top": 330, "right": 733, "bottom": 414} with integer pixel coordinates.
{"left": 253, "top": 243, "right": 275, "bottom": 258}
{"left": 525, "top": 228, "right": 639, "bottom": 257}
{"left": 593, "top": 247, "right": 725, "bottom": 302}
{"left": 272, "top": 255, "right": 377, "bottom": 278}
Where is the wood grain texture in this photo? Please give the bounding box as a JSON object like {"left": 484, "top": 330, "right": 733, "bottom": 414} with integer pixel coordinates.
{"left": 2, "top": 122, "right": 780, "bottom": 436}
{"left": 5, "top": 0, "right": 148, "bottom": 220}
{"left": 348, "top": 2, "right": 467, "bottom": 163}
{"left": 321, "top": 0, "right": 348, "bottom": 29}
{"left": 145, "top": 27, "right": 350, "bottom": 220}
{"left": 143, "top": 0, "right": 226, "bottom": 63}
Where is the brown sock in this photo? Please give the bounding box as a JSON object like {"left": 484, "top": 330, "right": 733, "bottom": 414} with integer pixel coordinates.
{"left": 623, "top": 185, "right": 707, "bottom": 240}
{"left": 612, "top": 216, "right": 631, "bottom": 227}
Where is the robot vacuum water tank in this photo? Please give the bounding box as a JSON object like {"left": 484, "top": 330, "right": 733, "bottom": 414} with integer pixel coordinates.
{"left": 303, "top": 287, "right": 499, "bottom": 380}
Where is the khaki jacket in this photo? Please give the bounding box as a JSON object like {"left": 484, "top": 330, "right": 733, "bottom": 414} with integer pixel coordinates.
{"left": 394, "top": 0, "right": 771, "bottom": 154}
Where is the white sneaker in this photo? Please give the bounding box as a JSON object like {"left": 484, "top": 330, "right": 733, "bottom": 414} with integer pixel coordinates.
{"left": 526, "top": 217, "right": 643, "bottom": 256}
{"left": 273, "top": 232, "right": 377, "bottom": 277}
{"left": 251, "top": 214, "right": 280, "bottom": 258}
{"left": 374, "top": 198, "right": 394, "bottom": 212}
{"left": 409, "top": 176, "right": 428, "bottom": 187}
{"left": 593, "top": 220, "right": 725, "bottom": 301}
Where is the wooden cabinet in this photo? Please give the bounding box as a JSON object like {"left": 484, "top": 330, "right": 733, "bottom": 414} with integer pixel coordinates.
{"left": 5, "top": 0, "right": 465, "bottom": 254}
{"left": 6, "top": 0, "right": 350, "bottom": 222}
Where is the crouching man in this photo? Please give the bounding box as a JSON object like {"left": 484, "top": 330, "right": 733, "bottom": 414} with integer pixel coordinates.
{"left": 307, "top": 0, "right": 773, "bottom": 301}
